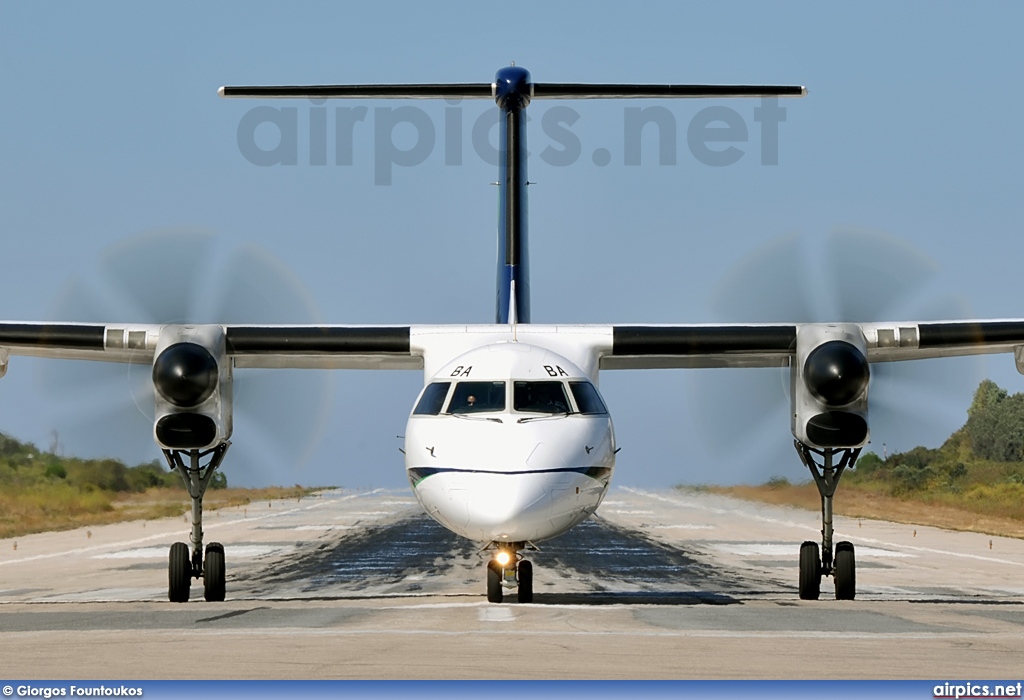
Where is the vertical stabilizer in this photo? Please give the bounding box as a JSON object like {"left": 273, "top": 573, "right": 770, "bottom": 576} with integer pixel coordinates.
{"left": 494, "top": 66, "right": 531, "bottom": 324}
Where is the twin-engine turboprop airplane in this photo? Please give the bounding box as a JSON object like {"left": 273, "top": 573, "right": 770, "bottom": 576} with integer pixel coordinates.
{"left": 4, "top": 66, "right": 1024, "bottom": 604}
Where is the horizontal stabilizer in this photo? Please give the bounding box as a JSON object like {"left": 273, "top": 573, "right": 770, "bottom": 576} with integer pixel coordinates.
{"left": 218, "top": 83, "right": 806, "bottom": 100}
{"left": 218, "top": 84, "right": 494, "bottom": 99}
{"left": 532, "top": 83, "right": 806, "bottom": 99}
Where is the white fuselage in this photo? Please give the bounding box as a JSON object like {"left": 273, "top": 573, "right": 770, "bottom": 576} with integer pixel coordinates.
{"left": 403, "top": 342, "right": 616, "bottom": 544}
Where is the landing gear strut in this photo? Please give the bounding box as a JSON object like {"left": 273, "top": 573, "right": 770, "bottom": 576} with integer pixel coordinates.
{"left": 794, "top": 441, "right": 860, "bottom": 601}
{"left": 163, "top": 443, "right": 230, "bottom": 603}
{"left": 486, "top": 542, "right": 534, "bottom": 604}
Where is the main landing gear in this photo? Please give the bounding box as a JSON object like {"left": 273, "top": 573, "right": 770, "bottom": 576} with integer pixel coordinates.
{"left": 163, "top": 444, "right": 230, "bottom": 603}
{"left": 486, "top": 543, "right": 534, "bottom": 604}
{"left": 795, "top": 441, "right": 860, "bottom": 601}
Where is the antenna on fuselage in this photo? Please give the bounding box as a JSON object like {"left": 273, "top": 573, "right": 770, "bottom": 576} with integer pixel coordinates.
{"left": 508, "top": 280, "right": 518, "bottom": 327}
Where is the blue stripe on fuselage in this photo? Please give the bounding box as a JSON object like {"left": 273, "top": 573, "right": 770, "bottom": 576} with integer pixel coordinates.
{"left": 407, "top": 465, "right": 612, "bottom": 487}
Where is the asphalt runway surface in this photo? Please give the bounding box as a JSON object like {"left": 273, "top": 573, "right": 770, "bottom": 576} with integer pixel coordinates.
{"left": 2, "top": 487, "right": 1023, "bottom": 679}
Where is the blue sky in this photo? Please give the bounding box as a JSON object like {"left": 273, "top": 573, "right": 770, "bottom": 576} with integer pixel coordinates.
{"left": 1, "top": 2, "right": 1022, "bottom": 488}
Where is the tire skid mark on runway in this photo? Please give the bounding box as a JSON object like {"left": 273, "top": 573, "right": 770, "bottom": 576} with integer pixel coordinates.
{"left": 532, "top": 518, "right": 783, "bottom": 603}
{"left": 241, "top": 511, "right": 779, "bottom": 601}
{"left": 239, "top": 513, "right": 476, "bottom": 595}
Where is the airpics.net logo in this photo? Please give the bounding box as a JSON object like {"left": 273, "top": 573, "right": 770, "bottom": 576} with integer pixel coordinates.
{"left": 234, "top": 99, "right": 791, "bottom": 185}
{"left": 934, "top": 682, "right": 1024, "bottom": 699}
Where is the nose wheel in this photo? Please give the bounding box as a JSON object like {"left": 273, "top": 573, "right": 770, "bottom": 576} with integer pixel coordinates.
{"left": 486, "top": 560, "right": 503, "bottom": 603}
{"left": 517, "top": 560, "right": 533, "bottom": 603}
{"left": 485, "top": 543, "right": 534, "bottom": 603}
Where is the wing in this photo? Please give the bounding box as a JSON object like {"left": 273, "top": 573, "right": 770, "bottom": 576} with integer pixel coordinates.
{"left": 590, "top": 319, "right": 1024, "bottom": 451}
{"left": 5, "top": 319, "right": 1024, "bottom": 369}
{"left": 602, "top": 325, "right": 796, "bottom": 369}
{"left": 600, "top": 321, "right": 1024, "bottom": 369}
{"left": 0, "top": 322, "right": 422, "bottom": 369}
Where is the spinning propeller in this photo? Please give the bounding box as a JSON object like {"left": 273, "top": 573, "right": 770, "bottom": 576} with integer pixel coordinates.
{"left": 37, "top": 228, "right": 334, "bottom": 485}
{"left": 686, "top": 226, "right": 983, "bottom": 475}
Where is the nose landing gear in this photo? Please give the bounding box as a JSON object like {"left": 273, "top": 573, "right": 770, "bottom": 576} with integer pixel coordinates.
{"left": 164, "top": 444, "right": 229, "bottom": 603}
{"left": 795, "top": 441, "right": 860, "bottom": 601}
{"left": 486, "top": 543, "right": 534, "bottom": 603}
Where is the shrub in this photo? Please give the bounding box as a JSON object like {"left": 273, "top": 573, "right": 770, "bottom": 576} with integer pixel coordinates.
{"left": 855, "top": 451, "right": 883, "bottom": 474}
{"left": 44, "top": 463, "right": 67, "bottom": 480}
{"left": 891, "top": 464, "right": 934, "bottom": 494}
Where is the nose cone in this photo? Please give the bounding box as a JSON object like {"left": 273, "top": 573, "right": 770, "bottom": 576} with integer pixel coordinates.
{"left": 417, "top": 470, "right": 602, "bottom": 543}
{"left": 494, "top": 66, "right": 532, "bottom": 108}
{"left": 465, "top": 472, "right": 550, "bottom": 535}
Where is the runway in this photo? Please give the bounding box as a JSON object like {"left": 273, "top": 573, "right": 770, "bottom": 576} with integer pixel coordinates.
{"left": 1, "top": 487, "right": 1023, "bottom": 679}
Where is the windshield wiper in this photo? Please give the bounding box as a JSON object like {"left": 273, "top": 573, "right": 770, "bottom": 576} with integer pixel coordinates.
{"left": 517, "top": 411, "right": 570, "bottom": 424}
{"left": 451, "top": 412, "right": 504, "bottom": 424}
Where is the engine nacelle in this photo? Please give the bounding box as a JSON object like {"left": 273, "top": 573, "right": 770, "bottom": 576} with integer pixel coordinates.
{"left": 791, "top": 324, "right": 870, "bottom": 449}
{"left": 152, "top": 326, "right": 233, "bottom": 450}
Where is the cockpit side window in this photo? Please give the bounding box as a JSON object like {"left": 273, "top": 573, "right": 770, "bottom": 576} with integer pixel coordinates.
{"left": 569, "top": 381, "right": 608, "bottom": 415}
{"left": 413, "top": 382, "right": 451, "bottom": 415}
{"left": 447, "top": 381, "right": 506, "bottom": 413}
{"left": 514, "top": 381, "right": 571, "bottom": 414}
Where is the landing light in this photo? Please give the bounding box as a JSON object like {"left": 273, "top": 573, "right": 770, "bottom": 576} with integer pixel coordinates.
{"left": 495, "top": 550, "right": 512, "bottom": 567}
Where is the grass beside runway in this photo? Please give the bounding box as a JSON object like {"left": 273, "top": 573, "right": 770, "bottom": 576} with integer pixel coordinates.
{"left": 0, "top": 485, "right": 323, "bottom": 539}
{"left": 1, "top": 430, "right": 326, "bottom": 538}
{"left": 693, "top": 478, "right": 1024, "bottom": 539}
{"left": 691, "top": 379, "right": 1024, "bottom": 539}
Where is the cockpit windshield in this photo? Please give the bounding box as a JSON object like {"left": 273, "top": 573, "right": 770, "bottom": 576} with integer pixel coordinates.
{"left": 514, "top": 381, "right": 571, "bottom": 414}
{"left": 569, "top": 381, "right": 607, "bottom": 415}
{"left": 416, "top": 378, "right": 606, "bottom": 418}
{"left": 447, "top": 381, "right": 506, "bottom": 414}
{"left": 413, "top": 382, "right": 450, "bottom": 415}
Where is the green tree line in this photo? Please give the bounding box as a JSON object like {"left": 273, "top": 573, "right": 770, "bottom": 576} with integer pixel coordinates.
{"left": 0, "top": 432, "right": 226, "bottom": 492}
{"left": 854, "top": 379, "right": 1024, "bottom": 501}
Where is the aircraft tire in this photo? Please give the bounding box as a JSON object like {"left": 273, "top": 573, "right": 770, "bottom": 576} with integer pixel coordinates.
{"left": 798, "top": 541, "right": 821, "bottom": 600}
{"left": 168, "top": 542, "right": 191, "bottom": 603}
{"left": 834, "top": 541, "right": 856, "bottom": 600}
{"left": 486, "top": 560, "right": 503, "bottom": 603}
{"left": 204, "top": 542, "right": 226, "bottom": 602}
{"left": 517, "top": 560, "right": 533, "bottom": 603}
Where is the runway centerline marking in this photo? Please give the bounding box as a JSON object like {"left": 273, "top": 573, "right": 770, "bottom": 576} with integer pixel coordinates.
{"left": 478, "top": 606, "right": 516, "bottom": 622}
